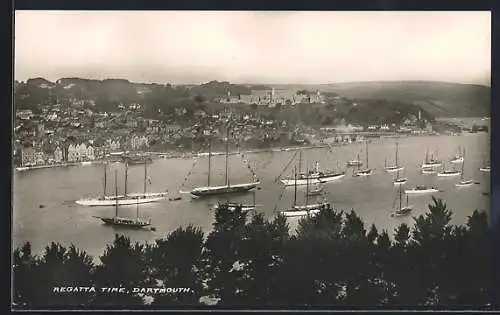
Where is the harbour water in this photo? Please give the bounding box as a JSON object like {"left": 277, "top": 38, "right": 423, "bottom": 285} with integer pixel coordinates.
{"left": 13, "top": 133, "right": 490, "bottom": 260}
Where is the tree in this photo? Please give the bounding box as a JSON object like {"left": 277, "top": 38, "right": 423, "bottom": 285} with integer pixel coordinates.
{"left": 13, "top": 242, "right": 36, "bottom": 306}
{"left": 201, "top": 204, "right": 248, "bottom": 305}
{"left": 13, "top": 242, "right": 95, "bottom": 307}
{"left": 147, "top": 225, "right": 204, "bottom": 306}
{"left": 92, "top": 234, "right": 149, "bottom": 305}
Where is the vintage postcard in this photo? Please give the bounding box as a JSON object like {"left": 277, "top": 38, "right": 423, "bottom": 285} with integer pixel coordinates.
{"left": 12, "top": 11, "right": 493, "bottom": 309}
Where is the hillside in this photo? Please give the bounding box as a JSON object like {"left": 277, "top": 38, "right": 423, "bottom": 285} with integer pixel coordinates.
{"left": 315, "top": 81, "right": 490, "bottom": 118}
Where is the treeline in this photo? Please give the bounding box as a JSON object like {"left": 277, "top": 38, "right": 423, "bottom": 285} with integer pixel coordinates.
{"left": 13, "top": 197, "right": 496, "bottom": 309}
{"left": 14, "top": 78, "right": 251, "bottom": 117}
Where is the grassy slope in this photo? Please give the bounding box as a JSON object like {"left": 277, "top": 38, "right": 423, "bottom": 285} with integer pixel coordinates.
{"left": 270, "top": 81, "right": 490, "bottom": 117}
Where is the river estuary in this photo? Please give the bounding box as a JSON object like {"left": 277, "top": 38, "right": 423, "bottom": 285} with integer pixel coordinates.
{"left": 13, "top": 132, "right": 490, "bottom": 260}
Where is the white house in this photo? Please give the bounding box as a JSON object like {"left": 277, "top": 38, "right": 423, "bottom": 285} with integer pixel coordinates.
{"left": 54, "top": 146, "right": 63, "bottom": 163}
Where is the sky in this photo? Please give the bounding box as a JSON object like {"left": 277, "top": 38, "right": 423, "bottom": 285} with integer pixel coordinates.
{"left": 14, "top": 11, "right": 491, "bottom": 85}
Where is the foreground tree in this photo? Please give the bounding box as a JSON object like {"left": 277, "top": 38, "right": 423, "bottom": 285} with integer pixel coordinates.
{"left": 147, "top": 225, "right": 204, "bottom": 305}
{"left": 92, "top": 234, "right": 149, "bottom": 305}
{"left": 12, "top": 198, "right": 493, "bottom": 309}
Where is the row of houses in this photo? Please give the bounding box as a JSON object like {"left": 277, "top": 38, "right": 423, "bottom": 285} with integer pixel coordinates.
{"left": 21, "top": 143, "right": 99, "bottom": 166}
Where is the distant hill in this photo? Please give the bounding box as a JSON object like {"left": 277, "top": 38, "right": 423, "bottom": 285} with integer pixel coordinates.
{"left": 316, "top": 81, "right": 490, "bottom": 118}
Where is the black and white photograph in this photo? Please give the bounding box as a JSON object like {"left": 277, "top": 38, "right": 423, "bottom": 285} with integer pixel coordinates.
{"left": 12, "top": 11, "right": 493, "bottom": 309}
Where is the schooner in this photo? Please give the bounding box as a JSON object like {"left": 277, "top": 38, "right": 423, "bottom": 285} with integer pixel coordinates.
{"left": 188, "top": 126, "right": 260, "bottom": 198}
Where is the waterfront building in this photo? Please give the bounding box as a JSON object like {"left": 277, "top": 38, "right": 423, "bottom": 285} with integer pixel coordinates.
{"left": 67, "top": 144, "right": 77, "bottom": 162}
{"left": 86, "top": 145, "right": 95, "bottom": 160}
{"left": 54, "top": 147, "right": 63, "bottom": 163}
{"left": 21, "top": 147, "right": 36, "bottom": 166}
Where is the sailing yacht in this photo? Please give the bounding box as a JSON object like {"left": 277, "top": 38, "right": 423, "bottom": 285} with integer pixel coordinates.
{"left": 384, "top": 140, "right": 404, "bottom": 173}
{"left": 76, "top": 162, "right": 167, "bottom": 206}
{"left": 421, "top": 148, "right": 442, "bottom": 168}
{"left": 347, "top": 154, "right": 363, "bottom": 167}
{"left": 280, "top": 151, "right": 345, "bottom": 186}
{"left": 353, "top": 141, "right": 373, "bottom": 177}
{"left": 421, "top": 166, "right": 437, "bottom": 175}
{"left": 450, "top": 146, "right": 464, "bottom": 164}
{"left": 479, "top": 166, "right": 491, "bottom": 173}
{"left": 189, "top": 129, "right": 260, "bottom": 198}
{"left": 437, "top": 163, "right": 461, "bottom": 177}
{"left": 405, "top": 185, "right": 439, "bottom": 195}
{"left": 479, "top": 154, "right": 491, "bottom": 172}
{"left": 456, "top": 149, "right": 474, "bottom": 187}
{"left": 92, "top": 170, "right": 152, "bottom": 228}
{"left": 280, "top": 166, "right": 327, "bottom": 217}
{"left": 391, "top": 185, "right": 413, "bottom": 217}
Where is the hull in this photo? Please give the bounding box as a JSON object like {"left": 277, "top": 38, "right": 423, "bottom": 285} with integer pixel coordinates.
{"left": 81, "top": 161, "right": 92, "bottom": 166}
{"left": 393, "top": 206, "right": 414, "bottom": 217}
{"left": 422, "top": 168, "right": 437, "bottom": 174}
{"left": 405, "top": 188, "right": 438, "bottom": 195}
{"left": 394, "top": 178, "right": 408, "bottom": 185}
{"left": 127, "top": 192, "right": 168, "bottom": 198}
{"left": 421, "top": 162, "right": 442, "bottom": 168}
{"left": 76, "top": 196, "right": 166, "bottom": 206}
{"left": 353, "top": 169, "right": 373, "bottom": 177}
{"left": 213, "top": 202, "right": 256, "bottom": 211}
{"left": 281, "top": 173, "right": 345, "bottom": 186}
{"left": 347, "top": 161, "right": 363, "bottom": 167}
{"left": 450, "top": 157, "right": 464, "bottom": 164}
{"left": 190, "top": 182, "right": 260, "bottom": 197}
{"left": 384, "top": 166, "right": 404, "bottom": 173}
{"left": 456, "top": 180, "right": 474, "bottom": 187}
{"left": 95, "top": 216, "right": 151, "bottom": 228}
{"left": 437, "top": 171, "right": 461, "bottom": 177}
{"left": 280, "top": 209, "right": 321, "bottom": 218}
{"left": 479, "top": 167, "right": 491, "bottom": 173}
{"left": 292, "top": 203, "right": 328, "bottom": 211}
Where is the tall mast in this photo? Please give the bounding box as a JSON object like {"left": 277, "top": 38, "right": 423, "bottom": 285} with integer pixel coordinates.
{"left": 293, "top": 166, "right": 297, "bottom": 206}
{"left": 124, "top": 162, "right": 128, "bottom": 196}
{"left": 298, "top": 151, "right": 302, "bottom": 174}
{"left": 366, "top": 141, "right": 369, "bottom": 168}
{"left": 143, "top": 161, "right": 147, "bottom": 194}
{"left": 461, "top": 149, "right": 466, "bottom": 179}
{"left": 136, "top": 198, "right": 139, "bottom": 219}
{"left": 208, "top": 140, "right": 212, "bottom": 186}
{"left": 396, "top": 141, "right": 400, "bottom": 178}
{"left": 103, "top": 162, "right": 107, "bottom": 197}
{"left": 399, "top": 184, "right": 402, "bottom": 211}
{"left": 395, "top": 140, "right": 399, "bottom": 166}
{"left": 225, "top": 126, "right": 230, "bottom": 186}
{"left": 114, "top": 169, "right": 118, "bottom": 217}
{"left": 305, "top": 167, "right": 309, "bottom": 205}
{"left": 357, "top": 153, "right": 360, "bottom": 170}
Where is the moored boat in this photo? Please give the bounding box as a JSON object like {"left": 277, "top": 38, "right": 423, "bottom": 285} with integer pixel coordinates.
{"left": 384, "top": 140, "right": 404, "bottom": 173}
{"left": 353, "top": 141, "right": 373, "bottom": 177}
{"left": 189, "top": 127, "right": 260, "bottom": 198}
{"left": 455, "top": 149, "right": 474, "bottom": 188}
{"left": 281, "top": 209, "right": 321, "bottom": 217}
{"left": 437, "top": 169, "right": 461, "bottom": 177}
{"left": 213, "top": 201, "right": 257, "bottom": 212}
{"left": 93, "top": 170, "right": 152, "bottom": 228}
{"left": 421, "top": 167, "right": 437, "bottom": 175}
{"left": 479, "top": 166, "right": 491, "bottom": 173}
{"left": 394, "top": 177, "right": 408, "bottom": 185}
{"left": 405, "top": 185, "right": 439, "bottom": 195}
{"left": 421, "top": 148, "right": 441, "bottom": 168}
{"left": 391, "top": 185, "right": 413, "bottom": 217}
{"left": 450, "top": 146, "right": 464, "bottom": 164}
{"left": 279, "top": 166, "right": 327, "bottom": 218}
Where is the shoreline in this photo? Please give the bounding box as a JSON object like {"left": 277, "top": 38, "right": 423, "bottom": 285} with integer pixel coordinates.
{"left": 13, "top": 131, "right": 474, "bottom": 173}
